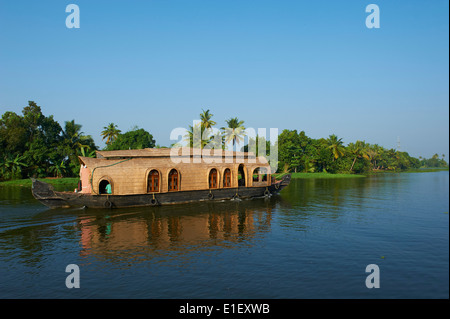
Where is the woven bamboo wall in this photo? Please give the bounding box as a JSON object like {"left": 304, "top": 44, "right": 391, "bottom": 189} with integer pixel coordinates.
{"left": 79, "top": 149, "right": 271, "bottom": 195}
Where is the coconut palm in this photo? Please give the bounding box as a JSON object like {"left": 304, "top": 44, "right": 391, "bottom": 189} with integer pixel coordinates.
{"left": 199, "top": 109, "right": 216, "bottom": 129}
{"left": 184, "top": 110, "right": 221, "bottom": 149}
{"left": 347, "top": 140, "right": 370, "bottom": 172}
{"left": 101, "top": 123, "right": 121, "bottom": 145}
{"left": 184, "top": 122, "right": 209, "bottom": 149}
{"left": 63, "top": 120, "right": 91, "bottom": 150}
{"left": 221, "top": 117, "right": 246, "bottom": 150}
{"left": 326, "top": 134, "right": 345, "bottom": 161}
{"left": 366, "top": 143, "right": 382, "bottom": 170}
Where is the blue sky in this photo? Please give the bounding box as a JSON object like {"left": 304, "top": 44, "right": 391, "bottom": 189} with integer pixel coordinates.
{"left": 0, "top": 0, "right": 448, "bottom": 159}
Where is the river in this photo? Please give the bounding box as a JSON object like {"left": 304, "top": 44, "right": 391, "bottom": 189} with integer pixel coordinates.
{"left": 0, "top": 171, "right": 448, "bottom": 299}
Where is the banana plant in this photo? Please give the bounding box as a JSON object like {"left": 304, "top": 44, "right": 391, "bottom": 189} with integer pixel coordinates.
{"left": 79, "top": 146, "right": 96, "bottom": 158}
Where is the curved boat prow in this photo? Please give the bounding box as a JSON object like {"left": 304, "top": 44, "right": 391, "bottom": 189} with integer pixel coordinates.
{"left": 271, "top": 173, "right": 291, "bottom": 193}
{"left": 280, "top": 173, "right": 291, "bottom": 188}
{"left": 31, "top": 178, "right": 66, "bottom": 208}
{"left": 31, "top": 178, "right": 55, "bottom": 196}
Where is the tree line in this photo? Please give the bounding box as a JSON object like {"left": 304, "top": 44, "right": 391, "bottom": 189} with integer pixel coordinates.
{"left": 180, "top": 109, "right": 448, "bottom": 174}
{"left": 0, "top": 101, "right": 155, "bottom": 180}
{"left": 0, "top": 102, "right": 447, "bottom": 180}
{"left": 276, "top": 130, "right": 447, "bottom": 174}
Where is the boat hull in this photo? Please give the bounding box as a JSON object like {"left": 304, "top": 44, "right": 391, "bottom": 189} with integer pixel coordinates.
{"left": 31, "top": 175, "right": 291, "bottom": 209}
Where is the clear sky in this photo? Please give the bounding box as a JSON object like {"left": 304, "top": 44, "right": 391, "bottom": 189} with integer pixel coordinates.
{"left": 0, "top": 0, "right": 448, "bottom": 159}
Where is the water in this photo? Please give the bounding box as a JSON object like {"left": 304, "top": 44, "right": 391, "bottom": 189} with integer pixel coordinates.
{"left": 0, "top": 172, "right": 448, "bottom": 299}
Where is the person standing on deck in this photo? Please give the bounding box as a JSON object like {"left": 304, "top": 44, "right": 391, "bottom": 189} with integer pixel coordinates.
{"left": 105, "top": 183, "right": 112, "bottom": 194}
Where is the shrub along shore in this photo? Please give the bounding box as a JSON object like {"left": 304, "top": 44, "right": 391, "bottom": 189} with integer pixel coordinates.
{"left": 0, "top": 177, "right": 79, "bottom": 188}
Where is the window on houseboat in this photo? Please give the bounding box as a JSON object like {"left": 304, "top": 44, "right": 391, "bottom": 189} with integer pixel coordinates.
{"left": 253, "top": 167, "right": 268, "bottom": 183}
{"left": 147, "top": 170, "right": 159, "bottom": 192}
{"left": 168, "top": 169, "right": 179, "bottom": 191}
{"left": 262, "top": 172, "right": 268, "bottom": 181}
{"left": 209, "top": 168, "right": 218, "bottom": 189}
{"left": 223, "top": 168, "right": 231, "bottom": 188}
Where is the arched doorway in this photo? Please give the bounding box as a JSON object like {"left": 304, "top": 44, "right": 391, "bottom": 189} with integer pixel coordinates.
{"left": 209, "top": 168, "right": 218, "bottom": 189}
{"left": 168, "top": 169, "right": 179, "bottom": 191}
{"left": 223, "top": 168, "right": 231, "bottom": 188}
{"left": 147, "top": 170, "right": 160, "bottom": 192}
{"left": 99, "top": 179, "right": 112, "bottom": 194}
{"left": 237, "top": 164, "right": 246, "bottom": 186}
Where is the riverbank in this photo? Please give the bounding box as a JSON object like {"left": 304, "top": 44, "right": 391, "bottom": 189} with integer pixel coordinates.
{"left": 275, "top": 167, "right": 448, "bottom": 179}
{"left": 397, "top": 167, "right": 448, "bottom": 173}
{"left": 0, "top": 178, "right": 79, "bottom": 188}
{"left": 274, "top": 172, "right": 366, "bottom": 179}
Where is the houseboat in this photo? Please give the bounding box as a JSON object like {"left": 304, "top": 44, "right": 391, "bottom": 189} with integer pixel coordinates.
{"left": 31, "top": 147, "right": 291, "bottom": 209}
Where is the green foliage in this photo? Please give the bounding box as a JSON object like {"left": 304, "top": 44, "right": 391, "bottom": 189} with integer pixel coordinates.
{"left": 200, "top": 109, "right": 216, "bottom": 128}
{"left": 183, "top": 110, "right": 245, "bottom": 151}
{"left": 241, "top": 135, "right": 272, "bottom": 157}
{"left": 0, "top": 177, "right": 79, "bottom": 189}
{"left": 419, "top": 153, "right": 448, "bottom": 168}
{"left": 184, "top": 122, "right": 216, "bottom": 149}
{"left": 105, "top": 128, "right": 155, "bottom": 150}
{"left": 1, "top": 103, "right": 447, "bottom": 181}
{"left": 222, "top": 117, "right": 246, "bottom": 149}
{"left": 326, "top": 134, "right": 345, "bottom": 160}
{"left": 61, "top": 119, "right": 98, "bottom": 176}
{"left": 0, "top": 101, "right": 98, "bottom": 180}
{"left": 274, "top": 172, "right": 366, "bottom": 179}
{"left": 0, "top": 154, "right": 27, "bottom": 180}
{"left": 101, "top": 123, "right": 121, "bottom": 145}
{"left": 277, "top": 130, "right": 312, "bottom": 173}
{"left": 275, "top": 129, "right": 441, "bottom": 174}
{"left": 48, "top": 160, "right": 67, "bottom": 178}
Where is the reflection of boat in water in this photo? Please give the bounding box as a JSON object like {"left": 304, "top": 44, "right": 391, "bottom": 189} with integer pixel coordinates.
{"left": 32, "top": 148, "right": 291, "bottom": 209}
{"left": 0, "top": 197, "right": 277, "bottom": 269}
{"left": 78, "top": 199, "right": 276, "bottom": 258}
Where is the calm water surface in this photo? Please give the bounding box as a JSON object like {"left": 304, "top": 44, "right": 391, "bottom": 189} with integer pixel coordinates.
{"left": 0, "top": 172, "right": 448, "bottom": 299}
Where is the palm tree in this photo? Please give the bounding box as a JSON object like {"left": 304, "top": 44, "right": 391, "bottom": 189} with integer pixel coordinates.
{"left": 63, "top": 120, "right": 92, "bottom": 151}
{"left": 221, "top": 117, "right": 246, "bottom": 150}
{"left": 63, "top": 120, "right": 81, "bottom": 144}
{"left": 101, "top": 123, "right": 121, "bottom": 145}
{"left": 184, "top": 110, "right": 221, "bottom": 149}
{"left": 366, "top": 143, "right": 380, "bottom": 170}
{"left": 184, "top": 122, "right": 209, "bottom": 149}
{"left": 199, "top": 109, "right": 216, "bottom": 129}
{"left": 326, "top": 134, "right": 345, "bottom": 161}
{"left": 347, "top": 140, "right": 369, "bottom": 172}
